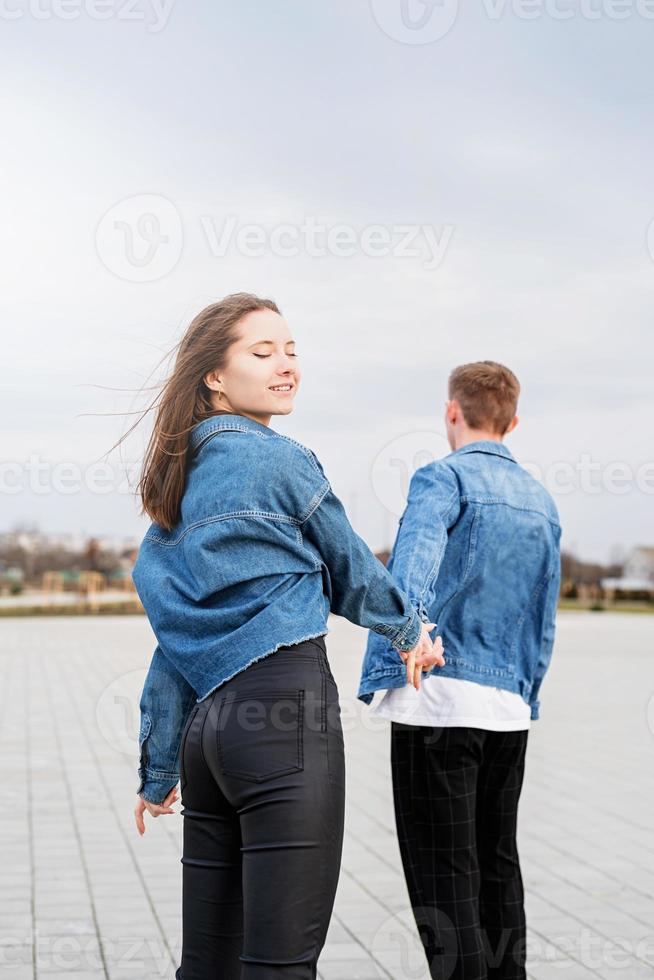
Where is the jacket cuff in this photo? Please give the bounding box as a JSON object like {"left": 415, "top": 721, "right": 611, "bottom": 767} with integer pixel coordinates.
{"left": 530, "top": 700, "right": 540, "bottom": 721}
{"left": 137, "top": 768, "right": 179, "bottom": 805}
{"left": 390, "top": 607, "right": 422, "bottom": 653}
{"left": 414, "top": 599, "right": 431, "bottom": 624}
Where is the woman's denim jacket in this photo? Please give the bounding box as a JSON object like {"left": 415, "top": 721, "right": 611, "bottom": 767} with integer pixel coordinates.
{"left": 357, "top": 441, "right": 561, "bottom": 721}
{"left": 132, "top": 413, "right": 423, "bottom": 803}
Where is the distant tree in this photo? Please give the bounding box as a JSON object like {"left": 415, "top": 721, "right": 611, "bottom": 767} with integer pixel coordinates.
{"left": 561, "top": 549, "right": 622, "bottom": 586}
{"left": 84, "top": 537, "right": 101, "bottom": 572}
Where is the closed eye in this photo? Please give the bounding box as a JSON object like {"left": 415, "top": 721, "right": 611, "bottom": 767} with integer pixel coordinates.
{"left": 253, "top": 352, "right": 298, "bottom": 358}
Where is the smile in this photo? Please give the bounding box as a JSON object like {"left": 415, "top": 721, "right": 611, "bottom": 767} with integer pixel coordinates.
{"left": 268, "top": 384, "right": 294, "bottom": 392}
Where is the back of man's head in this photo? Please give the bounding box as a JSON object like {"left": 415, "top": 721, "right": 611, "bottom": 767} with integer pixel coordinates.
{"left": 448, "top": 361, "right": 520, "bottom": 439}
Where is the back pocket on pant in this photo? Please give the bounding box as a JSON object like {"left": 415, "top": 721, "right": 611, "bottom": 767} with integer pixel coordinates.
{"left": 216, "top": 690, "right": 305, "bottom": 782}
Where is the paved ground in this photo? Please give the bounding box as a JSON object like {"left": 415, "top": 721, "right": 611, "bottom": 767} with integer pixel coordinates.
{"left": 1, "top": 611, "right": 653, "bottom": 979}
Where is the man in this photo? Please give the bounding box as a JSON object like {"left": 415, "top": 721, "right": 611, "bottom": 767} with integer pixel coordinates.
{"left": 357, "top": 361, "right": 561, "bottom": 980}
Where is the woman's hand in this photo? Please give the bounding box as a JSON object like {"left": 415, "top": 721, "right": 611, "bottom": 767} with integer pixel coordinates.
{"left": 400, "top": 623, "right": 445, "bottom": 691}
{"left": 134, "top": 785, "right": 180, "bottom": 836}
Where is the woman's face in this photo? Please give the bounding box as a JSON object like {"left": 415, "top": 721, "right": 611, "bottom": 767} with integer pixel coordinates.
{"left": 203, "top": 308, "right": 301, "bottom": 426}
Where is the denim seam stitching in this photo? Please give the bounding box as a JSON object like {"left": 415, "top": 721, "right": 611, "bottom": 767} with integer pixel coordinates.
{"left": 295, "top": 525, "right": 323, "bottom": 572}
{"left": 390, "top": 608, "right": 422, "bottom": 650}
{"left": 413, "top": 488, "right": 459, "bottom": 607}
{"left": 365, "top": 657, "right": 514, "bottom": 679}
{"left": 458, "top": 496, "right": 560, "bottom": 527}
{"left": 299, "top": 480, "right": 331, "bottom": 524}
{"left": 511, "top": 571, "right": 551, "bottom": 698}
{"left": 191, "top": 422, "right": 326, "bottom": 482}
{"left": 191, "top": 423, "right": 268, "bottom": 454}
{"left": 145, "top": 510, "right": 301, "bottom": 545}
{"left": 461, "top": 504, "right": 481, "bottom": 582}
{"left": 140, "top": 765, "right": 180, "bottom": 779}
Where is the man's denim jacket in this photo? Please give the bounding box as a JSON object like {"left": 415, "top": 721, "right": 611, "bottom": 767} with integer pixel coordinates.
{"left": 357, "top": 441, "right": 561, "bottom": 720}
{"left": 132, "top": 413, "right": 423, "bottom": 803}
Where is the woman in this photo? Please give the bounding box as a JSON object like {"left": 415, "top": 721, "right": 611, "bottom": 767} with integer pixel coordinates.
{"left": 129, "top": 292, "right": 443, "bottom": 979}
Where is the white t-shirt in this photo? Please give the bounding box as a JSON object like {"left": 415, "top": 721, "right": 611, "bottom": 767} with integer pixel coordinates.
{"left": 372, "top": 674, "right": 531, "bottom": 731}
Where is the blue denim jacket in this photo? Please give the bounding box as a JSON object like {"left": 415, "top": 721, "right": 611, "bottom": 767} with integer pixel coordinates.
{"left": 357, "top": 441, "right": 561, "bottom": 720}
{"left": 132, "top": 413, "right": 423, "bottom": 803}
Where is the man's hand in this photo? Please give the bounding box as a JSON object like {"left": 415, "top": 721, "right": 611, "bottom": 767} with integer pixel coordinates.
{"left": 400, "top": 622, "right": 445, "bottom": 691}
{"left": 134, "top": 785, "right": 179, "bottom": 836}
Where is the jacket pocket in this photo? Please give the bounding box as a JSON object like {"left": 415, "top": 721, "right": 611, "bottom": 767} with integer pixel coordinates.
{"left": 216, "top": 690, "right": 305, "bottom": 782}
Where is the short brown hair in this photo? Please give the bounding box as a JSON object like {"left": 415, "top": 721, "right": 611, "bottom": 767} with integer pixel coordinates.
{"left": 448, "top": 360, "right": 520, "bottom": 435}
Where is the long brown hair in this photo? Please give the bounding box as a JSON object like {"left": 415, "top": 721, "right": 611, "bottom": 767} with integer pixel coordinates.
{"left": 116, "top": 292, "right": 280, "bottom": 531}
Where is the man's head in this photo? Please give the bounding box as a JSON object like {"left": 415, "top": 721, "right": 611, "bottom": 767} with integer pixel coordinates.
{"left": 445, "top": 360, "right": 520, "bottom": 451}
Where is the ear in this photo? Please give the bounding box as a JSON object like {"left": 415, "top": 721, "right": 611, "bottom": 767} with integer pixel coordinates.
{"left": 203, "top": 369, "right": 221, "bottom": 391}
{"left": 506, "top": 415, "right": 519, "bottom": 434}
{"left": 446, "top": 398, "right": 459, "bottom": 424}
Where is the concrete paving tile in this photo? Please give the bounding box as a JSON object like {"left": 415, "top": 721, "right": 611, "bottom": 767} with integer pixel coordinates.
{"left": 3, "top": 612, "right": 653, "bottom": 977}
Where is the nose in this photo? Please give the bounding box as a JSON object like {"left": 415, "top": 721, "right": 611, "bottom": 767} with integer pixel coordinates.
{"left": 275, "top": 355, "right": 295, "bottom": 374}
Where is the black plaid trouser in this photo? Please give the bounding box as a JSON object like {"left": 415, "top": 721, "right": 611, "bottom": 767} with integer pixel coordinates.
{"left": 390, "top": 723, "right": 529, "bottom": 980}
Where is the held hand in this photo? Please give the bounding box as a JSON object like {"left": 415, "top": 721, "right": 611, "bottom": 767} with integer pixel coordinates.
{"left": 134, "top": 785, "right": 179, "bottom": 836}
{"left": 400, "top": 623, "right": 445, "bottom": 691}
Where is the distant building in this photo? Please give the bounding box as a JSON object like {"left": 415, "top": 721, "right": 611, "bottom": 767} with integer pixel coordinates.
{"left": 0, "top": 529, "right": 141, "bottom": 554}
{"left": 623, "top": 547, "right": 654, "bottom": 583}
{"left": 602, "top": 546, "right": 654, "bottom": 597}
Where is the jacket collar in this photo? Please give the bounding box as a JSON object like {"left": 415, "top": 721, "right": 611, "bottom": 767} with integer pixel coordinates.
{"left": 189, "top": 413, "right": 272, "bottom": 454}
{"left": 449, "top": 440, "right": 516, "bottom": 463}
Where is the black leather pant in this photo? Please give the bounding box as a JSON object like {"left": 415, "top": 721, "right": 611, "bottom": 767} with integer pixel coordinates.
{"left": 175, "top": 636, "right": 346, "bottom": 979}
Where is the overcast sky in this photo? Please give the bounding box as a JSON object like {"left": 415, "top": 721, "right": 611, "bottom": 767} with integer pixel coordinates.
{"left": 3, "top": 1, "right": 653, "bottom": 563}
